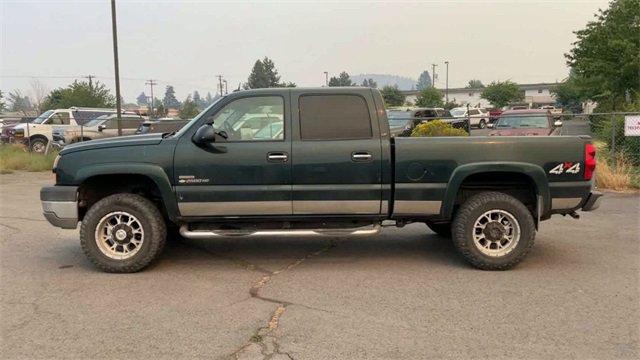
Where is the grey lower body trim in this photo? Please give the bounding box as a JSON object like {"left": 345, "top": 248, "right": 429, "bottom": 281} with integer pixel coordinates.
{"left": 41, "top": 201, "right": 78, "bottom": 229}
{"left": 293, "top": 200, "right": 380, "bottom": 215}
{"left": 179, "top": 201, "right": 291, "bottom": 216}
{"left": 551, "top": 197, "right": 582, "bottom": 210}
{"left": 393, "top": 200, "right": 442, "bottom": 215}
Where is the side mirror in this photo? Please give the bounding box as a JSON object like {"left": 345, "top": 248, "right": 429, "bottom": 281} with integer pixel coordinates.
{"left": 554, "top": 120, "right": 563, "bottom": 127}
{"left": 98, "top": 124, "right": 106, "bottom": 131}
{"left": 487, "top": 123, "right": 494, "bottom": 128}
{"left": 192, "top": 124, "right": 216, "bottom": 144}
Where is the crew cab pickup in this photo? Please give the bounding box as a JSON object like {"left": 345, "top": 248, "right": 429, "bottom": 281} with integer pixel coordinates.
{"left": 41, "top": 87, "right": 601, "bottom": 273}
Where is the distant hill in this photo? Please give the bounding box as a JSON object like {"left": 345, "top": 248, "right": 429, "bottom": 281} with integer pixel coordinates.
{"left": 351, "top": 74, "right": 417, "bottom": 90}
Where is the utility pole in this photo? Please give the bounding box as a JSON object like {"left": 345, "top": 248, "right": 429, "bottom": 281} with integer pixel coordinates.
{"left": 110, "top": 0, "right": 122, "bottom": 136}
{"left": 444, "top": 61, "right": 449, "bottom": 102}
{"left": 84, "top": 75, "right": 96, "bottom": 90}
{"left": 324, "top": 71, "right": 328, "bottom": 86}
{"left": 431, "top": 64, "right": 437, "bottom": 88}
{"left": 223, "top": 80, "right": 228, "bottom": 95}
{"left": 216, "top": 75, "right": 223, "bottom": 96}
{"left": 145, "top": 79, "right": 157, "bottom": 118}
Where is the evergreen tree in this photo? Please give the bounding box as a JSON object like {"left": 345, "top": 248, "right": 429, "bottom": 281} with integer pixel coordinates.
{"left": 416, "top": 70, "right": 432, "bottom": 90}
{"left": 136, "top": 92, "right": 148, "bottom": 106}
{"left": 328, "top": 71, "right": 355, "bottom": 86}
{"left": 245, "top": 57, "right": 284, "bottom": 89}
{"left": 162, "top": 85, "right": 181, "bottom": 109}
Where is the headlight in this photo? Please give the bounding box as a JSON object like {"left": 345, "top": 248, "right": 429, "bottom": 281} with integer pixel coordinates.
{"left": 52, "top": 155, "right": 61, "bottom": 172}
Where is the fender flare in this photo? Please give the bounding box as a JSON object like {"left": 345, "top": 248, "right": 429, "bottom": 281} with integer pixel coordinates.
{"left": 75, "top": 163, "right": 179, "bottom": 222}
{"left": 441, "top": 162, "right": 550, "bottom": 219}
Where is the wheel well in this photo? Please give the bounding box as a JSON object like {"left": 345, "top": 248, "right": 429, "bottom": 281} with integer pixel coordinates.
{"left": 29, "top": 135, "right": 48, "bottom": 142}
{"left": 455, "top": 172, "right": 537, "bottom": 216}
{"left": 77, "top": 174, "right": 167, "bottom": 222}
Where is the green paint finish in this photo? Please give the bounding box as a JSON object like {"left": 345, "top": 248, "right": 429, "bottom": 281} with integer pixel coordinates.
{"left": 48, "top": 87, "right": 595, "bottom": 226}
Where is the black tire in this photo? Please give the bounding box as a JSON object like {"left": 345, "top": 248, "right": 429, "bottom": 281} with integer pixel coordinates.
{"left": 80, "top": 193, "right": 166, "bottom": 273}
{"left": 30, "top": 138, "right": 47, "bottom": 153}
{"left": 425, "top": 221, "right": 452, "bottom": 238}
{"left": 478, "top": 119, "right": 487, "bottom": 129}
{"left": 451, "top": 192, "right": 535, "bottom": 270}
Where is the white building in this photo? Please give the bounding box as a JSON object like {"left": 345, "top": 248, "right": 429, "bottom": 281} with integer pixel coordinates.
{"left": 402, "top": 82, "right": 558, "bottom": 108}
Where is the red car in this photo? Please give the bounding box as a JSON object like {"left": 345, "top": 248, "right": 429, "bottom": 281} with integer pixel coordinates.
{"left": 489, "top": 109, "right": 562, "bottom": 136}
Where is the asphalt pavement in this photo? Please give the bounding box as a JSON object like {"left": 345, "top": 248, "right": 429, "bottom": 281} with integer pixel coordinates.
{"left": 0, "top": 170, "right": 638, "bottom": 359}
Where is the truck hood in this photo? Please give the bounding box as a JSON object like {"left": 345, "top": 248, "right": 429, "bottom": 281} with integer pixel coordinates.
{"left": 59, "top": 133, "right": 164, "bottom": 155}
{"left": 489, "top": 128, "right": 550, "bottom": 136}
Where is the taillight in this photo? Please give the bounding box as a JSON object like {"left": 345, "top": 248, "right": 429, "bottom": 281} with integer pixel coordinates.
{"left": 584, "top": 143, "right": 596, "bottom": 180}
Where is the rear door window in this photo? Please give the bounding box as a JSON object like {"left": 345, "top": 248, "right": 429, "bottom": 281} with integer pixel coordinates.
{"left": 299, "top": 95, "right": 372, "bottom": 140}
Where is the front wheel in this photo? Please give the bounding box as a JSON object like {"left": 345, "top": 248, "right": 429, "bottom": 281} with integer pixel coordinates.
{"left": 451, "top": 192, "right": 535, "bottom": 270}
{"left": 30, "top": 138, "right": 47, "bottom": 153}
{"left": 80, "top": 193, "right": 166, "bottom": 273}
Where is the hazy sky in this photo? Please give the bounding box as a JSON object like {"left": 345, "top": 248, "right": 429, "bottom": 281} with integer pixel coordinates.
{"left": 1, "top": 0, "right": 610, "bottom": 103}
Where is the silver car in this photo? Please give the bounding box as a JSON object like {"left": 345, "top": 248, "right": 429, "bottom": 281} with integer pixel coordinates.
{"left": 53, "top": 114, "right": 145, "bottom": 147}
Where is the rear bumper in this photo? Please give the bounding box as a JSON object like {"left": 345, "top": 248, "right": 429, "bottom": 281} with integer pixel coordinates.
{"left": 40, "top": 186, "right": 78, "bottom": 229}
{"left": 581, "top": 191, "right": 602, "bottom": 212}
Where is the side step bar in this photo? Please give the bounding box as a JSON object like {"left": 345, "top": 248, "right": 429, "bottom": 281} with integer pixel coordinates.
{"left": 179, "top": 224, "right": 382, "bottom": 239}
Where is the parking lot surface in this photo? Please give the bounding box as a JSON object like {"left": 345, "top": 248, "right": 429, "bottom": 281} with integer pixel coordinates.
{"left": 0, "top": 171, "right": 638, "bottom": 359}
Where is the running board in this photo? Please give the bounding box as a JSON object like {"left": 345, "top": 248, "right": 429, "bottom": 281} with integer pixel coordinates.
{"left": 179, "top": 224, "right": 382, "bottom": 239}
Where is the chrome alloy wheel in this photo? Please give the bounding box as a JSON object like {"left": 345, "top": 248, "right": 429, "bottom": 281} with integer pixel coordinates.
{"left": 95, "top": 211, "right": 144, "bottom": 260}
{"left": 472, "top": 209, "right": 520, "bottom": 257}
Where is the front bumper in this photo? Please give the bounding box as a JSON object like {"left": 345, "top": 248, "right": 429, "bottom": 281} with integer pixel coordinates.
{"left": 581, "top": 191, "right": 603, "bottom": 212}
{"left": 40, "top": 186, "right": 79, "bottom": 229}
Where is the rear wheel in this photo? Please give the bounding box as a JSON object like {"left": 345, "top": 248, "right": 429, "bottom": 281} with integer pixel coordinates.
{"left": 451, "top": 192, "right": 535, "bottom": 270}
{"left": 478, "top": 119, "right": 487, "bottom": 129}
{"left": 80, "top": 193, "right": 166, "bottom": 273}
{"left": 425, "top": 221, "right": 451, "bottom": 238}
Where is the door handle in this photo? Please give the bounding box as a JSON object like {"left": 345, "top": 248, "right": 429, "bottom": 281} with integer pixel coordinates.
{"left": 351, "top": 152, "right": 372, "bottom": 162}
{"left": 267, "top": 152, "right": 288, "bottom": 162}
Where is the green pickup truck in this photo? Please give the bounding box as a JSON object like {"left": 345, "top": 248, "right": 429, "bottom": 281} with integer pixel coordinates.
{"left": 41, "top": 87, "right": 601, "bottom": 273}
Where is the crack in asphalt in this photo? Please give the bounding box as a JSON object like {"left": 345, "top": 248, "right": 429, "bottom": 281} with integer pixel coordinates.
{"left": 231, "top": 239, "right": 336, "bottom": 360}
{"left": 180, "top": 238, "right": 336, "bottom": 359}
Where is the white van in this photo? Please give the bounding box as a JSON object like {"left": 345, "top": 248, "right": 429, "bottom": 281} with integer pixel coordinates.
{"left": 12, "top": 108, "right": 123, "bottom": 153}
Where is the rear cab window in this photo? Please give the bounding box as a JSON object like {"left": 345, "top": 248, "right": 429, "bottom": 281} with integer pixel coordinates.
{"left": 299, "top": 95, "right": 372, "bottom": 140}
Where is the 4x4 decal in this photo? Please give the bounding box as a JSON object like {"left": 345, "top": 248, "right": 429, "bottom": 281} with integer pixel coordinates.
{"left": 549, "top": 162, "right": 580, "bottom": 175}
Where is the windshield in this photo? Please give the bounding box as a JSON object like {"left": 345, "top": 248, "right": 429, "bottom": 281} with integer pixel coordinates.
{"left": 496, "top": 116, "right": 549, "bottom": 128}
{"left": 388, "top": 119, "right": 412, "bottom": 127}
{"left": 450, "top": 108, "right": 466, "bottom": 117}
{"left": 387, "top": 111, "right": 412, "bottom": 120}
{"left": 31, "top": 110, "right": 54, "bottom": 124}
{"left": 82, "top": 118, "right": 107, "bottom": 127}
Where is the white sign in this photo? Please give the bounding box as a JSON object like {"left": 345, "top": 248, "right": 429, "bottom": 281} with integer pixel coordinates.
{"left": 625, "top": 115, "right": 640, "bottom": 136}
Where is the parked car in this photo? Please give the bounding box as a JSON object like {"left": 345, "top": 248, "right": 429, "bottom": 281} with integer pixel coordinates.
{"left": 52, "top": 114, "right": 145, "bottom": 147}
{"left": 388, "top": 108, "right": 465, "bottom": 137}
{"left": 510, "top": 105, "right": 529, "bottom": 110}
{"left": 135, "top": 119, "right": 189, "bottom": 135}
{"left": 450, "top": 107, "right": 490, "bottom": 128}
{"left": 539, "top": 105, "right": 563, "bottom": 119}
{"left": 41, "top": 87, "right": 600, "bottom": 273}
{"left": 488, "top": 109, "right": 562, "bottom": 136}
{"left": 11, "top": 108, "right": 131, "bottom": 153}
{"left": 0, "top": 117, "right": 30, "bottom": 144}
{"left": 488, "top": 108, "right": 503, "bottom": 123}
